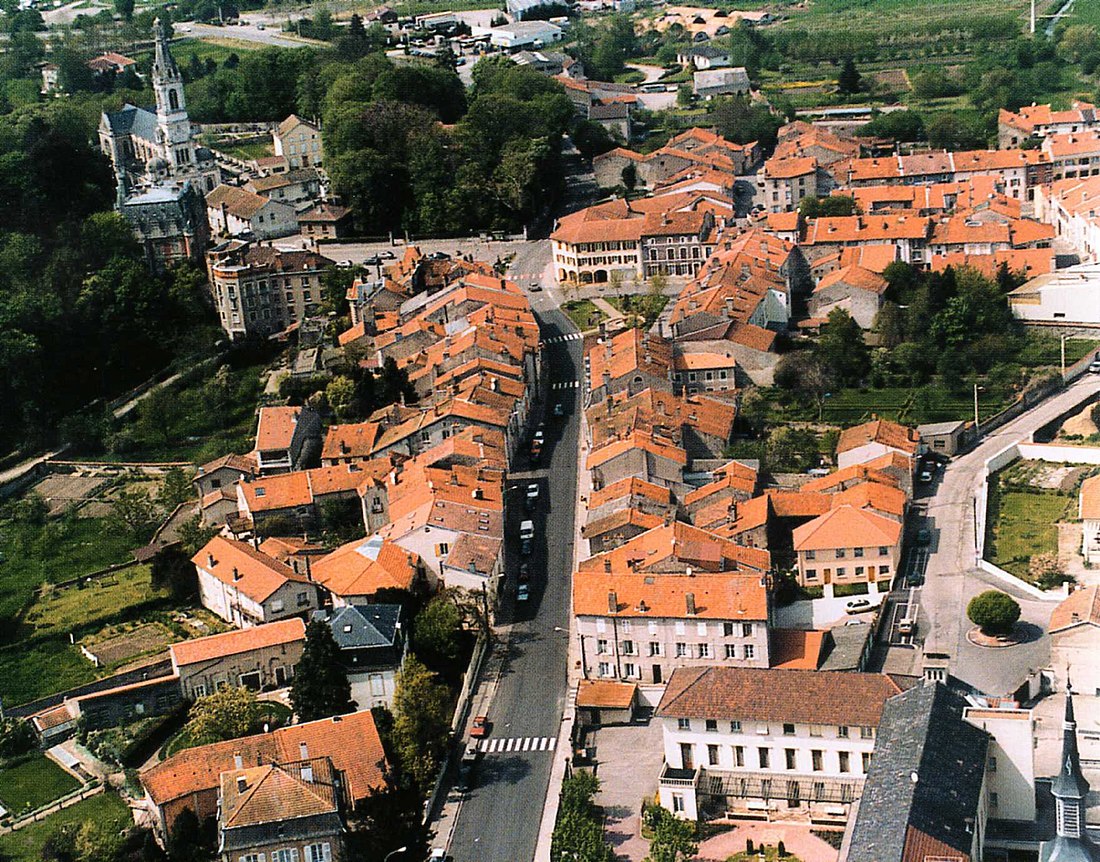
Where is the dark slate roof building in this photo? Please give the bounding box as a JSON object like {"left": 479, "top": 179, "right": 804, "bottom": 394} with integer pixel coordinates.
{"left": 312, "top": 604, "right": 404, "bottom": 672}
{"left": 1039, "top": 688, "right": 1099, "bottom": 862}
{"left": 846, "top": 681, "right": 990, "bottom": 862}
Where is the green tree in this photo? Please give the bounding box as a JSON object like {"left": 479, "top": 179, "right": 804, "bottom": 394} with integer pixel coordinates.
{"left": 184, "top": 687, "right": 262, "bottom": 745}
{"left": 326, "top": 375, "right": 356, "bottom": 421}
{"left": 874, "top": 301, "right": 905, "bottom": 350}
{"left": 644, "top": 805, "right": 697, "bottom": 862}
{"left": 74, "top": 820, "right": 125, "bottom": 862}
{"left": 799, "top": 195, "right": 857, "bottom": 219}
{"left": 621, "top": 162, "right": 637, "bottom": 191}
{"left": 858, "top": 110, "right": 925, "bottom": 142}
{"left": 178, "top": 515, "right": 218, "bottom": 556}
{"left": 765, "top": 426, "right": 821, "bottom": 473}
{"left": 774, "top": 351, "right": 836, "bottom": 420}
{"left": 837, "top": 57, "right": 861, "bottom": 94}
{"left": 290, "top": 619, "right": 354, "bottom": 722}
{"left": 966, "top": 590, "right": 1021, "bottom": 635}
{"left": 150, "top": 545, "right": 199, "bottom": 601}
{"left": 551, "top": 773, "right": 615, "bottom": 862}
{"left": 160, "top": 467, "right": 193, "bottom": 511}
{"left": 412, "top": 593, "right": 464, "bottom": 672}
{"left": 110, "top": 488, "right": 161, "bottom": 543}
{"left": 572, "top": 119, "right": 616, "bottom": 161}
{"left": 712, "top": 95, "right": 783, "bottom": 149}
{"left": 391, "top": 655, "right": 451, "bottom": 792}
{"left": 817, "top": 307, "right": 870, "bottom": 387}
{"left": 0, "top": 717, "right": 36, "bottom": 758}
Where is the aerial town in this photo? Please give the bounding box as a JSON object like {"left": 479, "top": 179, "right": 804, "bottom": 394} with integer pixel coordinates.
{"left": 5, "top": 0, "right": 1100, "bottom": 860}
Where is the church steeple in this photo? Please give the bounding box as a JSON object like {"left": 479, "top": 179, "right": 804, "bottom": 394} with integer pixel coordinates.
{"left": 152, "top": 17, "right": 180, "bottom": 84}
{"left": 1040, "top": 684, "right": 1097, "bottom": 862}
{"left": 150, "top": 18, "right": 195, "bottom": 173}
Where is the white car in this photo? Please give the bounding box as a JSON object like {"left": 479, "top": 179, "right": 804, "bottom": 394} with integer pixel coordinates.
{"left": 517, "top": 583, "right": 530, "bottom": 602}
{"left": 1089, "top": 359, "right": 1100, "bottom": 374}
{"left": 846, "top": 599, "right": 873, "bottom": 614}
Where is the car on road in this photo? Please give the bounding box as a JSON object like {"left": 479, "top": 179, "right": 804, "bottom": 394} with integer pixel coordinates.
{"left": 518, "top": 562, "right": 530, "bottom": 582}
{"left": 1090, "top": 359, "right": 1100, "bottom": 374}
{"left": 553, "top": 403, "right": 564, "bottom": 417}
{"left": 525, "top": 483, "right": 539, "bottom": 510}
{"left": 916, "top": 528, "right": 932, "bottom": 545}
{"left": 846, "top": 599, "right": 873, "bottom": 614}
{"left": 517, "top": 582, "right": 530, "bottom": 601}
{"left": 898, "top": 617, "right": 916, "bottom": 635}
{"left": 255, "top": 21, "right": 265, "bottom": 28}
{"left": 529, "top": 281, "right": 542, "bottom": 292}
{"left": 918, "top": 468, "right": 933, "bottom": 483}
{"left": 533, "top": 428, "right": 545, "bottom": 444}
{"left": 456, "top": 745, "right": 480, "bottom": 791}
{"left": 520, "top": 519, "right": 535, "bottom": 555}
{"left": 470, "top": 715, "right": 492, "bottom": 737}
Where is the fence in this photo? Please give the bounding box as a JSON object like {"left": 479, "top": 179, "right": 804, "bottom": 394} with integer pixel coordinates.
{"left": 0, "top": 783, "right": 103, "bottom": 834}
{"left": 6, "top": 659, "right": 175, "bottom": 719}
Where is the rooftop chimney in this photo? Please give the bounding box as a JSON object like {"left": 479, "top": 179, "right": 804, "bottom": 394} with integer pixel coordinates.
{"left": 299, "top": 741, "right": 308, "bottom": 759}
{"left": 236, "top": 775, "right": 248, "bottom": 794}
{"left": 232, "top": 567, "right": 241, "bottom": 581}
{"left": 686, "top": 592, "right": 697, "bottom": 615}
{"left": 234, "top": 753, "right": 243, "bottom": 770}
{"left": 604, "top": 557, "right": 612, "bottom": 573}
{"left": 608, "top": 591, "right": 618, "bottom": 613}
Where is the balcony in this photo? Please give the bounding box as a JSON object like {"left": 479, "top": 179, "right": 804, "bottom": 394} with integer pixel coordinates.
{"left": 660, "top": 763, "right": 700, "bottom": 788}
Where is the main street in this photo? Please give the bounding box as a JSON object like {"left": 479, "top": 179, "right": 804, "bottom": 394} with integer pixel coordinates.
{"left": 445, "top": 256, "right": 583, "bottom": 861}
{"left": 880, "top": 372, "right": 1100, "bottom": 694}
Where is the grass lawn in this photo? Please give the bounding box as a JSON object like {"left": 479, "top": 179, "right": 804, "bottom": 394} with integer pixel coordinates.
{"left": 0, "top": 792, "right": 128, "bottom": 862}
{"left": 562, "top": 300, "right": 606, "bottom": 331}
{"left": 140, "top": 37, "right": 256, "bottom": 67}
{"left": 214, "top": 139, "right": 274, "bottom": 161}
{"left": 815, "top": 385, "right": 1011, "bottom": 426}
{"left": 985, "top": 482, "right": 1074, "bottom": 579}
{"left": 0, "top": 514, "right": 135, "bottom": 631}
{"left": 0, "top": 757, "right": 81, "bottom": 814}
{"left": 22, "top": 565, "right": 162, "bottom": 640}
{"left": 727, "top": 849, "right": 803, "bottom": 862}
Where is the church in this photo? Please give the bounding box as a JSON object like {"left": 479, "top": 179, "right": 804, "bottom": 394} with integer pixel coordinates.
{"left": 99, "top": 20, "right": 217, "bottom": 272}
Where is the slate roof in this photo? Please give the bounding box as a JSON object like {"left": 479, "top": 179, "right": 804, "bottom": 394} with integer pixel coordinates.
{"left": 313, "top": 604, "right": 401, "bottom": 650}
{"left": 846, "top": 682, "right": 989, "bottom": 862}
{"left": 103, "top": 103, "right": 159, "bottom": 143}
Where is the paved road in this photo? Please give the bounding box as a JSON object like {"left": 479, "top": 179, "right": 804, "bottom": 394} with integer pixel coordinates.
{"left": 892, "top": 374, "right": 1100, "bottom": 695}
{"left": 183, "top": 20, "right": 326, "bottom": 49}
{"left": 446, "top": 267, "right": 583, "bottom": 861}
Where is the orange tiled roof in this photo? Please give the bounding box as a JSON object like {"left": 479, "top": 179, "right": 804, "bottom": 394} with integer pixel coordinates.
{"left": 578, "top": 520, "right": 770, "bottom": 574}
{"left": 1081, "top": 475, "right": 1100, "bottom": 521}
{"left": 142, "top": 711, "right": 388, "bottom": 806}
{"left": 792, "top": 504, "right": 902, "bottom": 551}
{"left": 836, "top": 418, "right": 919, "bottom": 455}
{"left": 220, "top": 759, "right": 338, "bottom": 829}
{"left": 196, "top": 453, "right": 257, "bottom": 479}
{"left": 255, "top": 407, "right": 302, "bottom": 452}
{"left": 769, "top": 628, "right": 828, "bottom": 670}
{"left": 586, "top": 429, "right": 688, "bottom": 469}
{"left": 311, "top": 537, "right": 421, "bottom": 598}
{"left": 192, "top": 536, "right": 310, "bottom": 602}
{"left": 930, "top": 249, "right": 1054, "bottom": 278}
{"left": 589, "top": 477, "right": 674, "bottom": 510}
{"left": 1049, "top": 585, "right": 1100, "bottom": 632}
{"left": 576, "top": 679, "right": 637, "bottom": 709}
{"left": 815, "top": 264, "right": 888, "bottom": 295}
{"left": 170, "top": 618, "right": 305, "bottom": 668}
{"left": 801, "top": 463, "right": 901, "bottom": 493}
{"left": 763, "top": 156, "right": 816, "bottom": 179}
{"left": 573, "top": 570, "right": 769, "bottom": 620}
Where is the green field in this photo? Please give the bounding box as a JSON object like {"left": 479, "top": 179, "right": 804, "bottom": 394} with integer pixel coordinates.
{"left": 562, "top": 300, "right": 606, "bottom": 331}
{"left": 140, "top": 36, "right": 257, "bottom": 66}
{"left": 985, "top": 484, "right": 1073, "bottom": 579}
{"left": 0, "top": 792, "right": 128, "bottom": 862}
{"left": 214, "top": 139, "right": 275, "bottom": 161}
{"left": 0, "top": 757, "right": 81, "bottom": 814}
{"left": 812, "top": 385, "right": 1012, "bottom": 426}
{"left": 22, "top": 565, "right": 161, "bottom": 640}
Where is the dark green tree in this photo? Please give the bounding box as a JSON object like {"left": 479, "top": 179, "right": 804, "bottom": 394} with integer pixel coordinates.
{"left": 290, "top": 619, "right": 354, "bottom": 722}
{"left": 967, "top": 590, "right": 1020, "bottom": 635}
{"left": 817, "top": 307, "right": 870, "bottom": 387}
{"left": 837, "top": 57, "right": 862, "bottom": 94}
{"left": 412, "top": 593, "right": 464, "bottom": 673}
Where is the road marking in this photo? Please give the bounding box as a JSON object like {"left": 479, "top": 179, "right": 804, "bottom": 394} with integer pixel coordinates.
{"left": 478, "top": 737, "right": 557, "bottom": 754}
{"left": 545, "top": 333, "right": 582, "bottom": 344}
{"left": 551, "top": 380, "right": 581, "bottom": 390}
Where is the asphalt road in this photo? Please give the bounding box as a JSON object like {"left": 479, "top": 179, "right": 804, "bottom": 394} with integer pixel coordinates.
{"left": 446, "top": 263, "right": 582, "bottom": 861}
{"left": 886, "top": 373, "right": 1100, "bottom": 694}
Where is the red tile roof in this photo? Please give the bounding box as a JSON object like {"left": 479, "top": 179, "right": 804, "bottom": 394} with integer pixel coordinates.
{"left": 170, "top": 618, "right": 305, "bottom": 667}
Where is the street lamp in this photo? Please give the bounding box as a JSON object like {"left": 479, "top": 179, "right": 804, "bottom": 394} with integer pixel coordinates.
{"left": 973, "top": 384, "right": 984, "bottom": 435}
{"left": 384, "top": 848, "right": 408, "bottom": 862}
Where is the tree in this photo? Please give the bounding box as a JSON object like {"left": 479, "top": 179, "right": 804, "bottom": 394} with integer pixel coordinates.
{"left": 874, "top": 301, "right": 905, "bottom": 349}
{"left": 712, "top": 95, "right": 783, "bottom": 150}
{"left": 799, "top": 195, "right": 857, "bottom": 219}
{"left": 290, "top": 619, "right": 353, "bottom": 722}
{"left": 774, "top": 351, "right": 836, "bottom": 420}
{"left": 391, "top": 655, "right": 451, "bottom": 791}
{"left": 676, "top": 84, "right": 693, "bottom": 107}
{"left": 412, "top": 593, "right": 464, "bottom": 672}
{"left": 74, "top": 820, "right": 125, "bottom": 862}
{"left": 110, "top": 488, "right": 161, "bottom": 543}
{"left": 113, "top": 0, "right": 134, "bottom": 20}
{"left": 643, "top": 805, "right": 697, "bottom": 862}
{"left": 858, "top": 110, "right": 925, "bottom": 142}
{"left": 967, "top": 590, "right": 1021, "bottom": 635}
{"left": 738, "top": 388, "right": 769, "bottom": 438}
{"left": 572, "top": 120, "right": 616, "bottom": 162}
{"left": 765, "top": 426, "right": 821, "bottom": 473}
{"left": 184, "top": 687, "right": 262, "bottom": 745}
{"left": 0, "top": 717, "right": 36, "bottom": 758}
{"left": 178, "top": 515, "right": 218, "bottom": 556}
{"left": 817, "top": 308, "right": 870, "bottom": 387}
{"left": 621, "top": 162, "right": 637, "bottom": 191}
{"left": 167, "top": 808, "right": 216, "bottom": 862}
{"left": 837, "top": 57, "right": 861, "bottom": 94}
{"left": 325, "top": 375, "right": 356, "bottom": 420}
{"left": 551, "top": 773, "right": 615, "bottom": 862}
{"left": 160, "top": 467, "right": 193, "bottom": 511}
{"left": 150, "top": 546, "right": 198, "bottom": 601}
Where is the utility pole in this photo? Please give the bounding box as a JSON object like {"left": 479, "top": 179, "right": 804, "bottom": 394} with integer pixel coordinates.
{"left": 973, "top": 383, "right": 981, "bottom": 436}
{"left": 1031, "top": 0, "right": 1036, "bottom": 35}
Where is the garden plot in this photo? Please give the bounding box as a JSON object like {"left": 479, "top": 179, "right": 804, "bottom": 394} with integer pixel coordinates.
{"left": 81, "top": 622, "right": 175, "bottom": 668}
{"left": 30, "top": 474, "right": 111, "bottom": 517}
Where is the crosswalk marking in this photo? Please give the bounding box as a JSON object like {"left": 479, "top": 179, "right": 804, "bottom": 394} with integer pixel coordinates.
{"left": 544, "top": 333, "right": 582, "bottom": 344}
{"left": 551, "top": 380, "right": 581, "bottom": 390}
{"left": 479, "top": 736, "right": 557, "bottom": 754}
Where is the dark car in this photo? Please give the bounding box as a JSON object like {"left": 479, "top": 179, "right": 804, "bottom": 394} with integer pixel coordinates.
{"left": 518, "top": 562, "right": 530, "bottom": 582}
{"left": 456, "top": 746, "right": 480, "bottom": 791}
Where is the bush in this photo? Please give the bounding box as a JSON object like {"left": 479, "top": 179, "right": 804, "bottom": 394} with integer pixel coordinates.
{"left": 967, "top": 590, "right": 1020, "bottom": 635}
{"left": 0, "top": 718, "right": 37, "bottom": 759}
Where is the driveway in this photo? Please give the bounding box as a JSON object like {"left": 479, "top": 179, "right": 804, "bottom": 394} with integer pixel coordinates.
{"left": 905, "top": 374, "right": 1100, "bottom": 695}
{"left": 590, "top": 721, "right": 665, "bottom": 862}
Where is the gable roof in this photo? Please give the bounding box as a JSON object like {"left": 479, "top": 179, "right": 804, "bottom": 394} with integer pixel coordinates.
{"left": 1050, "top": 585, "right": 1100, "bottom": 633}
{"left": 255, "top": 406, "right": 302, "bottom": 452}
{"left": 170, "top": 618, "right": 305, "bottom": 668}
{"left": 192, "top": 536, "right": 310, "bottom": 603}
{"left": 207, "top": 185, "right": 279, "bottom": 220}
{"left": 220, "top": 758, "right": 340, "bottom": 831}
{"left": 142, "top": 711, "right": 387, "bottom": 806}
{"left": 656, "top": 666, "right": 906, "bottom": 725}
{"left": 313, "top": 604, "right": 402, "bottom": 649}
{"left": 815, "top": 264, "right": 888, "bottom": 295}
{"left": 310, "top": 536, "right": 421, "bottom": 598}
{"left": 837, "top": 418, "right": 920, "bottom": 455}
{"left": 792, "top": 505, "right": 902, "bottom": 551}
{"left": 572, "top": 570, "right": 769, "bottom": 621}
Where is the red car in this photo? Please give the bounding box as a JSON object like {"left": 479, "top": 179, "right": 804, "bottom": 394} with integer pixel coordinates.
{"left": 470, "top": 715, "right": 492, "bottom": 738}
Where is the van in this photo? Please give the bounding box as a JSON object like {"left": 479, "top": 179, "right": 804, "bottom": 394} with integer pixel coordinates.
{"left": 898, "top": 617, "right": 915, "bottom": 635}
{"left": 520, "top": 520, "right": 535, "bottom": 540}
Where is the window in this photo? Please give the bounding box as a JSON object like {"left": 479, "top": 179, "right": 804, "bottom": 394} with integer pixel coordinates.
{"left": 854, "top": 547, "right": 864, "bottom": 558}
{"left": 698, "top": 643, "right": 711, "bottom": 658}
{"left": 742, "top": 623, "right": 753, "bottom": 637}
{"left": 240, "top": 855, "right": 261, "bottom": 862}
{"left": 620, "top": 620, "right": 631, "bottom": 632}
{"left": 369, "top": 674, "right": 386, "bottom": 697}
{"left": 837, "top": 726, "right": 849, "bottom": 738}
{"left": 678, "top": 718, "right": 691, "bottom": 731}
{"left": 723, "top": 623, "right": 734, "bottom": 636}
{"left": 861, "top": 752, "right": 871, "bottom": 772}
{"left": 987, "top": 755, "right": 997, "bottom": 772}
{"left": 730, "top": 720, "right": 742, "bottom": 733}
{"left": 297, "top": 592, "right": 310, "bottom": 607}
{"left": 725, "top": 644, "right": 737, "bottom": 659}
{"left": 878, "top": 546, "right": 889, "bottom": 555}
{"left": 855, "top": 567, "right": 864, "bottom": 577}
{"left": 696, "top": 622, "right": 707, "bottom": 636}
{"left": 812, "top": 750, "right": 823, "bottom": 772}
{"left": 836, "top": 567, "right": 845, "bottom": 577}
{"left": 270, "top": 599, "right": 284, "bottom": 613}
{"left": 649, "top": 641, "right": 662, "bottom": 656}
{"left": 622, "top": 640, "right": 636, "bottom": 655}
{"left": 860, "top": 726, "right": 874, "bottom": 739}
{"left": 990, "top": 791, "right": 998, "bottom": 808}
{"left": 705, "top": 719, "right": 718, "bottom": 733}
{"left": 304, "top": 845, "right": 331, "bottom": 862}
{"left": 805, "top": 550, "right": 816, "bottom": 561}
{"left": 596, "top": 619, "right": 607, "bottom": 633}
{"left": 744, "top": 644, "right": 755, "bottom": 660}
{"left": 783, "top": 723, "right": 796, "bottom": 736}
{"left": 273, "top": 850, "right": 298, "bottom": 862}
{"left": 734, "top": 745, "right": 745, "bottom": 766}
{"left": 708, "top": 744, "right": 720, "bottom": 766}
{"left": 880, "top": 564, "right": 890, "bottom": 575}
{"left": 676, "top": 643, "right": 688, "bottom": 657}
{"left": 838, "top": 752, "right": 850, "bottom": 773}
{"left": 805, "top": 570, "right": 817, "bottom": 580}
{"left": 785, "top": 749, "right": 797, "bottom": 770}
{"left": 674, "top": 621, "right": 685, "bottom": 635}
{"left": 598, "top": 662, "right": 612, "bottom": 678}
{"left": 672, "top": 793, "right": 685, "bottom": 813}
{"left": 836, "top": 548, "right": 846, "bottom": 559}
{"left": 758, "top": 748, "right": 770, "bottom": 769}
{"left": 624, "top": 663, "right": 638, "bottom": 678}
{"left": 597, "top": 639, "right": 609, "bottom": 654}
{"left": 809, "top": 724, "right": 822, "bottom": 737}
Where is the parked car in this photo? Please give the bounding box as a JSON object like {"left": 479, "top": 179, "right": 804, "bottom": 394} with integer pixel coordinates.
{"left": 456, "top": 745, "right": 480, "bottom": 791}
{"left": 520, "top": 519, "right": 535, "bottom": 556}
{"left": 553, "top": 403, "right": 564, "bottom": 417}
{"left": 1089, "top": 359, "right": 1100, "bottom": 374}
{"left": 517, "top": 582, "right": 530, "bottom": 601}
{"left": 533, "top": 428, "right": 545, "bottom": 444}
{"left": 529, "top": 282, "right": 542, "bottom": 292}
{"left": 846, "top": 599, "right": 873, "bottom": 614}
{"left": 518, "top": 562, "right": 530, "bottom": 582}
{"left": 470, "top": 715, "right": 492, "bottom": 737}
{"left": 918, "top": 468, "right": 933, "bottom": 484}
{"left": 525, "top": 483, "right": 540, "bottom": 510}
{"left": 916, "top": 527, "right": 932, "bottom": 545}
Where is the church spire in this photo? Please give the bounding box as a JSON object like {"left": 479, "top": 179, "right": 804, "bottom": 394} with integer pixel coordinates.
{"left": 152, "top": 18, "right": 179, "bottom": 84}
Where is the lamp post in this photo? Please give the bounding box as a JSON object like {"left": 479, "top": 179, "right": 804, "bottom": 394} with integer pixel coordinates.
{"left": 973, "top": 384, "right": 984, "bottom": 435}
{"left": 384, "top": 848, "right": 408, "bottom": 862}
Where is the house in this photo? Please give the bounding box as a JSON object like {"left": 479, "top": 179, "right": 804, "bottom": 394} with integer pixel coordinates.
{"left": 836, "top": 418, "right": 920, "bottom": 469}
{"left": 917, "top": 419, "right": 967, "bottom": 457}
{"left": 236, "top": 463, "right": 378, "bottom": 533}
{"left": 808, "top": 265, "right": 888, "bottom": 329}
{"left": 844, "top": 682, "right": 994, "bottom": 862}
{"left": 655, "top": 666, "right": 909, "bottom": 820}
{"left": 170, "top": 618, "right": 306, "bottom": 699}
{"left": 672, "top": 348, "right": 738, "bottom": 396}
{"left": 140, "top": 711, "right": 387, "bottom": 838}
{"left": 310, "top": 535, "right": 428, "bottom": 605}
{"left": 193, "top": 536, "right": 319, "bottom": 627}
{"left": 756, "top": 156, "right": 821, "bottom": 214}
{"left": 573, "top": 571, "right": 772, "bottom": 685}
{"left": 1009, "top": 264, "right": 1100, "bottom": 325}
{"left": 575, "top": 679, "right": 639, "bottom": 725}
{"left": 273, "top": 115, "right": 323, "bottom": 169}
{"left": 676, "top": 44, "right": 730, "bottom": 70}
{"left": 1049, "top": 586, "right": 1100, "bottom": 708}
{"left": 792, "top": 505, "right": 903, "bottom": 595}
{"left": 587, "top": 429, "right": 688, "bottom": 492}
{"left": 300, "top": 203, "right": 353, "bottom": 241}
{"left": 194, "top": 454, "right": 259, "bottom": 500}
{"left": 693, "top": 67, "right": 750, "bottom": 100}
{"left": 253, "top": 405, "right": 323, "bottom": 474}
{"left": 39, "top": 62, "right": 59, "bottom": 94}
{"left": 120, "top": 180, "right": 210, "bottom": 274}
{"left": 313, "top": 604, "right": 405, "bottom": 709}
{"left": 586, "top": 329, "right": 673, "bottom": 403}
{"left": 31, "top": 675, "right": 185, "bottom": 743}
{"left": 475, "top": 20, "right": 563, "bottom": 49}
{"left": 589, "top": 102, "right": 632, "bottom": 142}
{"left": 1033, "top": 175, "right": 1100, "bottom": 262}
{"left": 999, "top": 101, "right": 1098, "bottom": 147}
{"left": 245, "top": 168, "right": 322, "bottom": 209}
{"left": 218, "top": 758, "right": 345, "bottom": 862}
{"left": 206, "top": 185, "right": 299, "bottom": 241}
{"left": 207, "top": 241, "right": 334, "bottom": 339}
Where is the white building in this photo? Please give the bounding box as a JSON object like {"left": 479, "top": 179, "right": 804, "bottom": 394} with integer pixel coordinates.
{"left": 206, "top": 185, "right": 299, "bottom": 241}
{"left": 693, "top": 67, "right": 750, "bottom": 100}
{"left": 273, "top": 115, "right": 323, "bottom": 169}
{"left": 655, "top": 666, "right": 906, "bottom": 821}
{"left": 473, "top": 20, "right": 563, "bottom": 49}
{"left": 1009, "top": 264, "right": 1100, "bottom": 326}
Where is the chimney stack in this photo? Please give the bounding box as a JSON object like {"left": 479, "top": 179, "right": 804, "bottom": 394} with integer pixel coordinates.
{"left": 299, "top": 741, "right": 308, "bottom": 759}
{"left": 604, "top": 557, "right": 612, "bottom": 573}
{"left": 686, "top": 592, "right": 697, "bottom": 615}
{"left": 234, "top": 753, "right": 243, "bottom": 770}
{"left": 232, "top": 567, "right": 241, "bottom": 581}
{"left": 608, "top": 591, "right": 618, "bottom": 613}
{"left": 236, "top": 775, "right": 247, "bottom": 794}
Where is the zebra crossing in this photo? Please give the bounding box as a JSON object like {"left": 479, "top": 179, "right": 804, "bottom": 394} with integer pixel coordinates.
{"left": 478, "top": 736, "right": 557, "bottom": 754}
{"left": 551, "top": 380, "right": 581, "bottom": 390}
{"left": 544, "top": 333, "right": 583, "bottom": 344}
